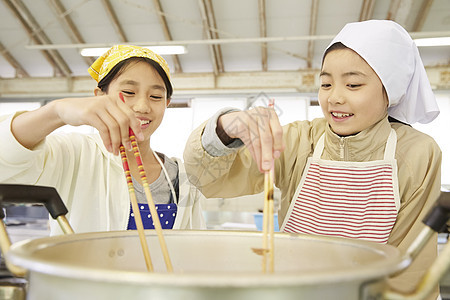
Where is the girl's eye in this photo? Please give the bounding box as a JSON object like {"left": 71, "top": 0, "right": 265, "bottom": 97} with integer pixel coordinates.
{"left": 347, "top": 84, "right": 361, "bottom": 88}
{"left": 150, "top": 95, "right": 163, "bottom": 101}
{"left": 321, "top": 84, "right": 331, "bottom": 88}
{"left": 122, "top": 90, "right": 135, "bottom": 95}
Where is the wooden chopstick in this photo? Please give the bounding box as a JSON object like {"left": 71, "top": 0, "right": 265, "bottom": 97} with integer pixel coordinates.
{"left": 262, "top": 182, "right": 269, "bottom": 272}
{"left": 128, "top": 130, "right": 173, "bottom": 272}
{"left": 119, "top": 145, "right": 154, "bottom": 271}
{"left": 262, "top": 168, "right": 275, "bottom": 273}
{"left": 262, "top": 99, "right": 275, "bottom": 273}
{"left": 268, "top": 169, "right": 275, "bottom": 271}
{"left": 119, "top": 92, "right": 173, "bottom": 273}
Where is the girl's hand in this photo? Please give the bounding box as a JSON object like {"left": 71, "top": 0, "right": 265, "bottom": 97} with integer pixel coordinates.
{"left": 54, "top": 94, "right": 143, "bottom": 155}
{"left": 217, "top": 107, "right": 285, "bottom": 172}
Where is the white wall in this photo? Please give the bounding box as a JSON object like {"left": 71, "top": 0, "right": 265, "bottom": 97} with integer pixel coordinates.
{"left": 413, "top": 94, "right": 450, "bottom": 186}
{"left": 152, "top": 107, "right": 193, "bottom": 159}
{"left": 152, "top": 97, "right": 246, "bottom": 159}
{"left": 152, "top": 96, "right": 309, "bottom": 158}
{"left": 0, "top": 102, "right": 41, "bottom": 115}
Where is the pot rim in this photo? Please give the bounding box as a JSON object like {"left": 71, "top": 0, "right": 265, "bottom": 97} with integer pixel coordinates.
{"left": 7, "top": 230, "right": 406, "bottom": 288}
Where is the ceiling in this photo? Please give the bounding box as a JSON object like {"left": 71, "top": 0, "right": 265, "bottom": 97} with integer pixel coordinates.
{"left": 0, "top": 0, "right": 449, "bottom": 101}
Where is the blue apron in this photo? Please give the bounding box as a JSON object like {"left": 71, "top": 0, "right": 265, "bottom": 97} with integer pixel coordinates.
{"left": 127, "top": 203, "right": 177, "bottom": 230}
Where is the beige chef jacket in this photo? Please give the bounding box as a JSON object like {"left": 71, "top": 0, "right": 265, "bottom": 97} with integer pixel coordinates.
{"left": 184, "top": 115, "right": 442, "bottom": 298}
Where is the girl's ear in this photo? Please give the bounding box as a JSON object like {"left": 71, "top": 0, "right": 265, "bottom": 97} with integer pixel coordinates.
{"left": 382, "top": 86, "right": 389, "bottom": 108}
{"left": 94, "top": 87, "right": 104, "bottom": 96}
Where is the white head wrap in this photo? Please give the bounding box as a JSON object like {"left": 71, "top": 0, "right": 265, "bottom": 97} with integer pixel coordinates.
{"left": 326, "top": 20, "right": 439, "bottom": 124}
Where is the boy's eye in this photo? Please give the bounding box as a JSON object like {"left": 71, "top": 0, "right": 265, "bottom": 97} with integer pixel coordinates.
{"left": 347, "top": 84, "right": 361, "bottom": 88}
{"left": 150, "top": 95, "right": 163, "bottom": 100}
{"left": 321, "top": 84, "right": 331, "bottom": 88}
{"left": 122, "top": 90, "right": 135, "bottom": 95}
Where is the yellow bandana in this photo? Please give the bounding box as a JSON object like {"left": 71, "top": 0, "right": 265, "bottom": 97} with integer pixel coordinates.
{"left": 88, "top": 45, "right": 171, "bottom": 83}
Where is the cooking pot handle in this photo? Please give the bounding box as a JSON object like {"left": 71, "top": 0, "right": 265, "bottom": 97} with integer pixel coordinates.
{"left": 0, "top": 184, "right": 75, "bottom": 278}
{"left": 0, "top": 184, "right": 68, "bottom": 219}
{"left": 0, "top": 184, "right": 74, "bottom": 234}
{"left": 385, "top": 191, "right": 450, "bottom": 300}
{"left": 423, "top": 190, "right": 450, "bottom": 232}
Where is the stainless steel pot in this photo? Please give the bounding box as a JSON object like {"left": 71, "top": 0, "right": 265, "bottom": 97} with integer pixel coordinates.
{"left": 7, "top": 230, "right": 403, "bottom": 300}
{"left": 1, "top": 184, "right": 449, "bottom": 300}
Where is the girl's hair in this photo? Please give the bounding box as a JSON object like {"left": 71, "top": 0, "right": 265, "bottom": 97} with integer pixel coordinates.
{"left": 97, "top": 57, "right": 173, "bottom": 99}
{"left": 321, "top": 42, "right": 348, "bottom": 66}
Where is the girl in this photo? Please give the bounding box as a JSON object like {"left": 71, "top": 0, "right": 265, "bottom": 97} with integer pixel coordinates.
{"left": 183, "top": 20, "right": 441, "bottom": 298}
{"left": 0, "top": 45, "right": 205, "bottom": 234}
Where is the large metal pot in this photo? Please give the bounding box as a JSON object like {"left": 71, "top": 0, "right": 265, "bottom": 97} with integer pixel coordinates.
{"left": 1, "top": 185, "right": 449, "bottom": 300}
{"left": 8, "top": 230, "right": 403, "bottom": 300}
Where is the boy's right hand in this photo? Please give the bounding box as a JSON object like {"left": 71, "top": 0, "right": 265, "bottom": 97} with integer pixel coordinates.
{"left": 216, "top": 107, "right": 285, "bottom": 173}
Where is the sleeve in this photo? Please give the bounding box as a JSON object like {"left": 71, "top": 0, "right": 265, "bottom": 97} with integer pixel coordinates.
{"left": 386, "top": 127, "right": 442, "bottom": 298}
{"left": 171, "top": 158, "right": 206, "bottom": 230}
{"left": 0, "top": 112, "right": 87, "bottom": 188}
{"left": 183, "top": 114, "right": 319, "bottom": 201}
{"left": 201, "top": 107, "right": 243, "bottom": 157}
{"left": 0, "top": 112, "right": 50, "bottom": 184}
{"left": 183, "top": 116, "right": 264, "bottom": 199}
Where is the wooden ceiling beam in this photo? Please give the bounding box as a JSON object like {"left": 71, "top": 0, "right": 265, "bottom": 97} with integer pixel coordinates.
{"left": 3, "top": 0, "right": 71, "bottom": 77}
{"left": 204, "top": 0, "right": 223, "bottom": 73}
{"left": 387, "top": 0, "right": 413, "bottom": 25}
{"left": 101, "top": 0, "right": 127, "bottom": 43}
{"left": 412, "top": 0, "right": 434, "bottom": 31}
{"left": 48, "top": 0, "right": 95, "bottom": 66}
{"left": 1, "top": 66, "right": 449, "bottom": 100}
{"left": 306, "top": 0, "right": 319, "bottom": 69}
{"left": 0, "top": 40, "right": 29, "bottom": 78}
{"left": 359, "top": 0, "right": 376, "bottom": 21}
{"left": 152, "top": 0, "right": 182, "bottom": 73}
{"left": 258, "top": 0, "right": 267, "bottom": 71}
{"left": 198, "top": 0, "right": 220, "bottom": 76}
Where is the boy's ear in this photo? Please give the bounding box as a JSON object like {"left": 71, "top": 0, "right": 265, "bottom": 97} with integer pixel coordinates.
{"left": 166, "top": 98, "right": 171, "bottom": 107}
{"left": 94, "top": 87, "right": 104, "bottom": 96}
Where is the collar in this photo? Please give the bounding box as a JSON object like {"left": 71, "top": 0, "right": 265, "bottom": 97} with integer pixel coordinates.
{"left": 323, "top": 116, "right": 391, "bottom": 161}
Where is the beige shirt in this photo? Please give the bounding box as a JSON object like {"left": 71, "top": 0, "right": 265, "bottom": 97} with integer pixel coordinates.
{"left": 184, "top": 115, "right": 442, "bottom": 298}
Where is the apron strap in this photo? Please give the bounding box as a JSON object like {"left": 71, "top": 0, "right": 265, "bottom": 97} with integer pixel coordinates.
{"left": 312, "top": 135, "right": 325, "bottom": 159}
{"left": 383, "top": 129, "right": 397, "bottom": 160}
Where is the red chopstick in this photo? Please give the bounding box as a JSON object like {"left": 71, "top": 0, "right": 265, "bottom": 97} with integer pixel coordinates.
{"left": 119, "top": 93, "right": 173, "bottom": 272}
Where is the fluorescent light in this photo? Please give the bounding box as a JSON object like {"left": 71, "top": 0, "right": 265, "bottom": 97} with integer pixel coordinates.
{"left": 414, "top": 37, "right": 450, "bottom": 47}
{"left": 80, "top": 47, "right": 110, "bottom": 56}
{"left": 80, "top": 45, "right": 187, "bottom": 57}
{"left": 148, "top": 45, "right": 187, "bottom": 55}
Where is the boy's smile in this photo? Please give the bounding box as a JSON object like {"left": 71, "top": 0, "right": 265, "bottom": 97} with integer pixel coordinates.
{"left": 319, "top": 48, "right": 388, "bottom": 136}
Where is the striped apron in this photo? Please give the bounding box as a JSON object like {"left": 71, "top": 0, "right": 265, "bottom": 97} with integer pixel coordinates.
{"left": 281, "top": 129, "right": 400, "bottom": 244}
